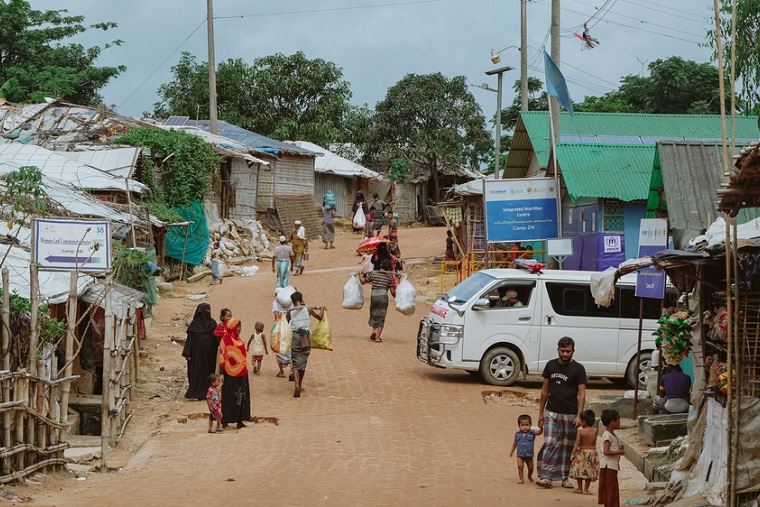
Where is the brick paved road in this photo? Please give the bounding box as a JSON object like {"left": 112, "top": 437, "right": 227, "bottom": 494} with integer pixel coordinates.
{"left": 24, "top": 227, "right": 643, "bottom": 507}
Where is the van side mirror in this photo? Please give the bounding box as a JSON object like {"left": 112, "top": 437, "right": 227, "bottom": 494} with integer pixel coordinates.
{"left": 472, "top": 298, "right": 490, "bottom": 310}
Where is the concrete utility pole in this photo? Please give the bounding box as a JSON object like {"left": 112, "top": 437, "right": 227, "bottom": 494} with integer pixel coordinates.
{"left": 486, "top": 66, "right": 514, "bottom": 179}
{"left": 550, "top": 0, "right": 560, "bottom": 142}
{"left": 207, "top": 0, "right": 218, "bottom": 135}
{"left": 521, "top": 0, "right": 529, "bottom": 111}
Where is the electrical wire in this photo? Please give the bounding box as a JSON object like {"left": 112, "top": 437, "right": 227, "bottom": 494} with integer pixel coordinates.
{"left": 624, "top": 0, "right": 710, "bottom": 23}
{"left": 528, "top": 43, "right": 620, "bottom": 90}
{"left": 566, "top": 0, "right": 705, "bottom": 38}
{"left": 531, "top": 0, "right": 703, "bottom": 45}
{"left": 117, "top": 18, "right": 206, "bottom": 110}
{"left": 214, "top": 0, "right": 445, "bottom": 19}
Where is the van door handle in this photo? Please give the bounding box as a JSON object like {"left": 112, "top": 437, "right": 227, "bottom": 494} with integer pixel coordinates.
{"left": 546, "top": 316, "right": 553, "bottom": 325}
{"left": 518, "top": 316, "right": 531, "bottom": 321}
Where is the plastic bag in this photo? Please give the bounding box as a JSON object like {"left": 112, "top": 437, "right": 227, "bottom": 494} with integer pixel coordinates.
{"left": 342, "top": 274, "right": 364, "bottom": 310}
{"left": 311, "top": 309, "right": 333, "bottom": 351}
{"left": 360, "top": 254, "right": 373, "bottom": 274}
{"left": 353, "top": 206, "right": 366, "bottom": 228}
{"left": 276, "top": 285, "right": 296, "bottom": 307}
{"left": 270, "top": 313, "right": 292, "bottom": 354}
{"left": 395, "top": 276, "right": 416, "bottom": 316}
{"left": 324, "top": 190, "right": 336, "bottom": 209}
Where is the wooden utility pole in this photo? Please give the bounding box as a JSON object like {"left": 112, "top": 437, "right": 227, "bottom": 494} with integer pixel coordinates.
{"left": 207, "top": 0, "right": 219, "bottom": 135}
{"left": 520, "top": 0, "right": 529, "bottom": 111}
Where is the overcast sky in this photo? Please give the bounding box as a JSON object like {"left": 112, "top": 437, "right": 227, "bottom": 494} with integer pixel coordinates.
{"left": 30, "top": 0, "right": 715, "bottom": 121}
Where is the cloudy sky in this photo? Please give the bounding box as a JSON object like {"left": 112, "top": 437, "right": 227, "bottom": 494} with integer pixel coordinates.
{"left": 30, "top": 0, "right": 715, "bottom": 120}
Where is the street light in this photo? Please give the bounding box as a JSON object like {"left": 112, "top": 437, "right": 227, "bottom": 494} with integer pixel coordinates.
{"left": 485, "top": 65, "right": 513, "bottom": 179}
{"left": 490, "top": 45, "right": 520, "bottom": 65}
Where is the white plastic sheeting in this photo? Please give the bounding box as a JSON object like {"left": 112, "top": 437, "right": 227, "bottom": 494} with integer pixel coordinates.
{"left": 0, "top": 143, "right": 148, "bottom": 194}
{"left": 688, "top": 216, "right": 760, "bottom": 249}
{"left": 288, "top": 141, "right": 381, "bottom": 179}
{"left": 81, "top": 279, "right": 144, "bottom": 320}
{"left": 62, "top": 147, "right": 140, "bottom": 179}
{"left": 0, "top": 245, "right": 93, "bottom": 304}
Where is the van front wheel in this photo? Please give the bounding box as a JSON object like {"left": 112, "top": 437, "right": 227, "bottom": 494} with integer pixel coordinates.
{"left": 480, "top": 347, "right": 521, "bottom": 386}
{"left": 625, "top": 351, "right": 652, "bottom": 389}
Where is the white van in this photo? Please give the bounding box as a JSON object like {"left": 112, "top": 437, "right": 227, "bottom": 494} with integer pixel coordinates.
{"left": 416, "top": 269, "right": 672, "bottom": 387}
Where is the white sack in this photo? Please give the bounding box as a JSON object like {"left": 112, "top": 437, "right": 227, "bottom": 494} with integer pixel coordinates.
{"left": 342, "top": 274, "right": 364, "bottom": 310}
{"left": 360, "top": 254, "right": 373, "bottom": 274}
{"left": 395, "top": 276, "right": 416, "bottom": 316}
{"left": 353, "top": 206, "right": 366, "bottom": 228}
{"left": 277, "top": 285, "right": 296, "bottom": 307}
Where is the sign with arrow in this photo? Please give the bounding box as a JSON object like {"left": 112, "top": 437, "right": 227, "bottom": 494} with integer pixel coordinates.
{"left": 33, "top": 219, "right": 111, "bottom": 272}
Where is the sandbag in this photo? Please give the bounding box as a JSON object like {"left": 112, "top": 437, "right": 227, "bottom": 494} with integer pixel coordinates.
{"left": 270, "top": 313, "right": 292, "bottom": 354}
{"left": 311, "top": 309, "right": 333, "bottom": 351}
{"left": 342, "top": 274, "right": 364, "bottom": 310}
{"left": 353, "top": 206, "right": 366, "bottom": 228}
{"left": 324, "top": 190, "right": 336, "bottom": 209}
{"left": 395, "top": 276, "right": 416, "bottom": 316}
{"left": 276, "top": 285, "right": 296, "bottom": 307}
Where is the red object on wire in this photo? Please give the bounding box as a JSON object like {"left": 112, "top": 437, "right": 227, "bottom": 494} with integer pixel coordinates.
{"left": 357, "top": 236, "right": 390, "bottom": 254}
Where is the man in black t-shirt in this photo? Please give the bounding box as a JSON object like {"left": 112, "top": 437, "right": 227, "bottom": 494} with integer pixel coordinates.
{"left": 535, "top": 337, "right": 587, "bottom": 489}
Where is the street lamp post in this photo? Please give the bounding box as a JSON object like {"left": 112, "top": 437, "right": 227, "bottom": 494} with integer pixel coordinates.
{"left": 485, "top": 65, "right": 513, "bottom": 179}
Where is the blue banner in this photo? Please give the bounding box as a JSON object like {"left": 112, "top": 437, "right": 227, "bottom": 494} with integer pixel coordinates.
{"left": 635, "top": 219, "right": 668, "bottom": 299}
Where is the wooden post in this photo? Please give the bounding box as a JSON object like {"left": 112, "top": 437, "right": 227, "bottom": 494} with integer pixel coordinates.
{"left": 27, "top": 264, "right": 40, "bottom": 466}
{"left": 58, "top": 272, "right": 78, "bottom": 443}
{"left": 2, "top": 268, "right": 11, "bottom": 475}
{"left": 179, "top": 223, "right": 190, "bottom": 284}
{"left": 633, "top": 297, "right": 644, "bottom": 419}
{"left": 101, "top": 273, "right": 114, "bottom": 470}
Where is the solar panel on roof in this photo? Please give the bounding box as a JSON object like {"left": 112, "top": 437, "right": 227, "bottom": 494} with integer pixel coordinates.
{"left": 641, "top": 137, "right": 685, "bottom": 144}
{"left": 165, "top": 116, "right": 189, "bottom": 126}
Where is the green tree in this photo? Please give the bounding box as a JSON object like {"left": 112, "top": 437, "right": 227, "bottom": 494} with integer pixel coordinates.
{"left": 249, "top": 51, "right": 352, "bottom": 146}
{"left": 0, "top": 0, "right": 124, "bottom": 105}
{"left": 708, "top": 0, "right": 760, "bottom": 123}
{"left": 360, "top": 73, "right": 491, "bottom": 200}
{"left": 154, "top": 51, "right": 352, "bottom": 147}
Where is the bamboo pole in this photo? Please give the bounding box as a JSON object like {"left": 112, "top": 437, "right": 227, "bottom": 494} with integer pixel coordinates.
{"left": 35, "top": 358, "right": 46, "bottom": 473}
{"left": 58, "top": 272, "right": 78, "bottom": 444}
{"left": 101, "top": 273, "right": 113, "bottom": 470}
{"left": 2, "top": 268, "right": 11, "bottom": 475}
{"left": 27, "top": 264, "right": 39, "bottom": 468}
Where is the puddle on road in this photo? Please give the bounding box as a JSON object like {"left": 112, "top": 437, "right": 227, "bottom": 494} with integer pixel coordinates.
{"left": 481, "top": 390, "right": 538, "bottom": 407}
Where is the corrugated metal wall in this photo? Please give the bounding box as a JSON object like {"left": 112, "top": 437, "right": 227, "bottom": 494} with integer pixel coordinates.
{"left": 314, "top": 174, "right": 350, "bottom": 216}
{"left": 274, "top": 156, "right": 315, "bottom": 196}
{"left": 229, "top": 159, "right": 258, "bottom": 222}
{"left": 256, "top": 164, "right": 275, "bottom": 212}
{"left": 395, "top": 182, "right": 418, "bottom": 224}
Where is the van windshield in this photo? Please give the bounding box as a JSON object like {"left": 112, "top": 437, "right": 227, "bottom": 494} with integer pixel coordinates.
{"left": 445, "top": 272, "right": 496, "bottom": 303}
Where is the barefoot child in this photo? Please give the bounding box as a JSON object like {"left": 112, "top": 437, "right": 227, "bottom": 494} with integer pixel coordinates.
{"left": 510, "top": 414, "right": 543, "bottom": 483}
{"left": 247, "top": 322, "right": 268, "bottom": 375}
{"left": 206, "top": 374, "right": 223, "bottom": 433}
{"left": 569, "top": 409, "right": 599, "bottom": 494}
{"left": 599, "top": 409, "right": 624, "bottom": 507}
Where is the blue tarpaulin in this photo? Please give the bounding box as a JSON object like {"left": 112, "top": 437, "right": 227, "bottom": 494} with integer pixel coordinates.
{"left": 164, "top": 201, "right": 210, "bottom": 266}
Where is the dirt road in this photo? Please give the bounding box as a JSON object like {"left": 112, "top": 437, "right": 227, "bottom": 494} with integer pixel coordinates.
{"left": 18, "top": 226, "right": 646, "bottom": 506}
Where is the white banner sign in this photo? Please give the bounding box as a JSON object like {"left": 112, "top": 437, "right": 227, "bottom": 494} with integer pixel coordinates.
{"left": 34, "top": 219, "right": 111, "bottom": 271}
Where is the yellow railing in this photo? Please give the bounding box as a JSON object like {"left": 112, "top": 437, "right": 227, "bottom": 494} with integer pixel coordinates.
{"left": 435, "top": 249, "right": 547, "bottom": 293}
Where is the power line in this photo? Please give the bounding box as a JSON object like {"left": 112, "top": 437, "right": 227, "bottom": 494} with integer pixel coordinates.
{"left": 566, "top": 0, "right": 705, "bottom": 38}
{"left": 624, "top": 0, "right": 709, "bottom": 23}
{"left": 531, "top": 0, "right": 703, "bottom": 45}
{"left": 214, "top": 0, "right": 445, "bottom": 19}
{"left": 117, "top": 18, "right": 206, "bottom": 110}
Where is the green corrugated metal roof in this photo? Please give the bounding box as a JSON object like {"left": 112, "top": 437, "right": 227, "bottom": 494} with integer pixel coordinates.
{"left": 506, "top": 111, "right": 760, "bottom": 177}
{"left": 558, "top": 144, "right": 655, "bottom": 202}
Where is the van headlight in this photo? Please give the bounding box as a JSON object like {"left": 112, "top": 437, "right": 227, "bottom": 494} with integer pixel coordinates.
{"left": 439, "top": 325, "right": 463, "bottom": 345}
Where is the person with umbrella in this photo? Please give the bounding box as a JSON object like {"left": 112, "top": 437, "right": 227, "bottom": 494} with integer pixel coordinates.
{"left": 359, "top": 258, "right": 397, "bottom": 342}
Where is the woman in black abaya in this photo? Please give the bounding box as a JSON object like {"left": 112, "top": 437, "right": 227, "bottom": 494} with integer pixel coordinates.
{"left": 182, "top": 303, "right": 218, "bottom": 400}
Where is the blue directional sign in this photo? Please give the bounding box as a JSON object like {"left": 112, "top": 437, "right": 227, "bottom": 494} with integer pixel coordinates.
{"left": 34, "top": 219, "right": 111, "bottom": 272}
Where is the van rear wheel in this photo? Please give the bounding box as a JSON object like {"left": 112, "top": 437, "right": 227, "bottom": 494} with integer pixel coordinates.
{"left": 625, "top": 351, "right": 652, "bottom": 389}
{"left": 480, "top": 347, "right": 521, "bottom": 386}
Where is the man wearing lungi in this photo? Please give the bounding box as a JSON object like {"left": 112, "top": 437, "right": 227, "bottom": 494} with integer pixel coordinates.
{"left": 536, "top": 336, "right": 587, "bottom": 489}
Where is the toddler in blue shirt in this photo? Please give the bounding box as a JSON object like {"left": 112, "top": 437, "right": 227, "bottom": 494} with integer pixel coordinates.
{"left": 510, "top": 414, "right": 544, "bottom": 483}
